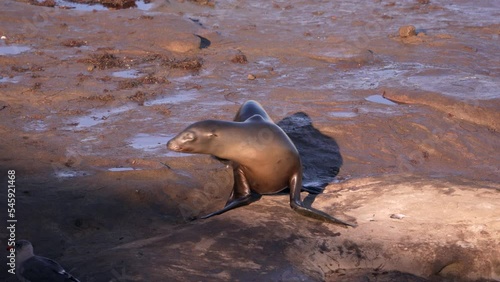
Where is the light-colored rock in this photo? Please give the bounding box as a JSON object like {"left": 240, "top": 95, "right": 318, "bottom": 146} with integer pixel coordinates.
{"left": 162, "top": 33, "right": 201, "bottom": 53}
{"left": 399, "top": 25, "right": 417, "bottom": 37}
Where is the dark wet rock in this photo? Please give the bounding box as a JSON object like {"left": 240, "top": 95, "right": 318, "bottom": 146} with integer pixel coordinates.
{"left": 11, "top": 65, "right": 44, "bottom": 72}
{"left": 79, "top": 53, "right": 125, "bottom": 70}
{"left": 128, "top": 91, "right": 147, "bottom": 106}
{"left": 99, "top": 0, "right": 136, "bottom": 8}
{"left": 81, "top": 94, "right": 115, "bottom": 102}
{"left": 117, "top": 75, "right": 168, "bottom": 89}
{"left": 138, "top": 54, "right": 203, "bottom": 71}
{"left": 29, "top": 0, "right": 56, "bottom": 7}
{"left": 118, "top": 79, "right": 142, "bottom": 89}
{"left": 61, "top": 39, "right": 87, "bottom": 47}
{"left": 66, "top": 0, "right": 137, "bottom": 9}
{"left": 399, "top": 25, "right": 417, "bottom": 38}
{"left": 166, "top": 57, "right": 203, "bottom": 71}
{"left": 231, "top": 51, "right": 248, "bottom": 64}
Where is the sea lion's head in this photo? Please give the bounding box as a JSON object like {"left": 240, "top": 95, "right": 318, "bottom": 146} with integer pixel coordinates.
{"left": 167, "top": 120, "right": 223, "bottom": 154}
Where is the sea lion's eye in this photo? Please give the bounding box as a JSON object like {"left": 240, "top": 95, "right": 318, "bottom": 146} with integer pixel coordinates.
{"left": 208, "top": 131, "right": 218, "bottom": 138}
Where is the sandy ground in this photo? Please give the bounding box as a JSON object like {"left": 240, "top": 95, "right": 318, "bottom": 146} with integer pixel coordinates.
{"left": 0, "top": 0, "right": 499, "bottom": 281}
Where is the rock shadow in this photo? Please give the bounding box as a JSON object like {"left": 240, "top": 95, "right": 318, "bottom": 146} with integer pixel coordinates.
{"left": 277, "top": 112, "right": 343, "bottom": 195}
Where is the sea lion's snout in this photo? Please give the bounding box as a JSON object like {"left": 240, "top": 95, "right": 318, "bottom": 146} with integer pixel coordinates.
{"left": 167, "top": 130, "right": 197, "bottom": 152}
{"left": 166, "top": 139, "right": 181, "bottom": 151}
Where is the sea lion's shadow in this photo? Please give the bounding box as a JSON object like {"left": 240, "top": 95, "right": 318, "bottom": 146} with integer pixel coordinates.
{"left": 277, "top": 112, "right": 343, "bottom": 206}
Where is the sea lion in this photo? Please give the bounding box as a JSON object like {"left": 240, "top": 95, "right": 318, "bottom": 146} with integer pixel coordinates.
{"left": 167, "top": 100, "right": 354, "bottom": 226}
{"left": 13, "top": 240, "right": 81, "bottom": 282}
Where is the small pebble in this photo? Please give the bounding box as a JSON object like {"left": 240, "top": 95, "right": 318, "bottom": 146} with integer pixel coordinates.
{"left": 390, "top": 213, "right": 406, "bottom": 219}
{"left": 399, "top": 25, "right": 417, "bottom": 38}
{"left": 247, "top": 74, "right": 256, "bottom": 80}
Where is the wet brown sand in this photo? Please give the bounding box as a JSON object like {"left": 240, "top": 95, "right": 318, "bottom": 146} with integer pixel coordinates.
{"left": 0, "top": 0, "right": 499, "bottom": 281}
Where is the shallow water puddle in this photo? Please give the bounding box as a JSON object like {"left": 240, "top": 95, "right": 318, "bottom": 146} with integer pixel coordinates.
{"left": 129, "top": 133, "right": 171, "bottom": 152}
{"left": 112, "top": 69, "right": 141, "bottom": 78}
{"left": 73, "top": 105, "right": 134, "bottom": 128}
{"left": 108, "top": 167, "right": 141, "bottom": 172}
{"left": 129, "top": 133, "right": 195, "bottom": 157}
{"left": 329, "top": 111, "right": 359, "bottom": 118}
{"left": 365, "top": 95, "right": 398, "bottom": 106}
{"left": 0, "top": 45, "right": 31, "bottom": 56}
{"left": 0, "top": 76, "right": 22, "bottom": 83}
{"left": 55, "top": 0, "right": 153, "bottom": 11}
{"left": 144, "top": 90, "right": 199, "bottom": 106}
{"left": 23, "top": 120, "right": 48, "bottom": 131}
{"left": 54, "top": 170, "right": 87, "bottom": 178}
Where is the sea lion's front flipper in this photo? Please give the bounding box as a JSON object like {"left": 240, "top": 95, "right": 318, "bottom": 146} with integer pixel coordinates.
{"left": 199, "top": 165, "right": 261, "bottom": 219}
{"left": 289, "top": 171, "right": 356, "bottom": 227}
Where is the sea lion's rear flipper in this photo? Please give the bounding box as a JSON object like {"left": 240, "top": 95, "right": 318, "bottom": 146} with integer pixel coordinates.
{"left": 291, "top": 203, "right": 356, "bottom": 227}
{"left": 289, "top": 170, "right": 356, "bottom": 227}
